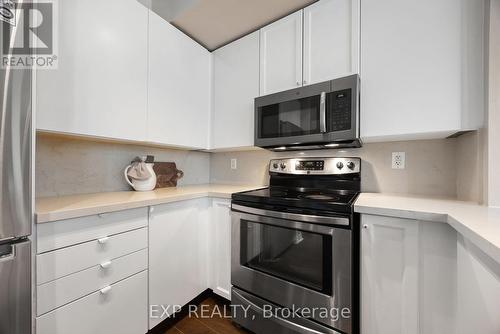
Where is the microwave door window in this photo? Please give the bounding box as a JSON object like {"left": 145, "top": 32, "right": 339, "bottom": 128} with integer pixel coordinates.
{"left": 259, "top": 95, "right": 321, "bottom": 138}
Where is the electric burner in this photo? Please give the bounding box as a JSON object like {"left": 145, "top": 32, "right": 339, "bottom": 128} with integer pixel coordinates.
{"left": 298, "top": 194, "right": 340, "bottom": 201}
{"left": 232, "top": 157, "right": 361, "bottom": 214}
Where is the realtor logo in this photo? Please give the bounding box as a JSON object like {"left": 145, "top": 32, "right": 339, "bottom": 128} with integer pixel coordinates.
{"left": 0, "top": 0, "right": 16, "bottom": 26}
{"left": 1, "top": 0, "right": 58, "bottom": 69}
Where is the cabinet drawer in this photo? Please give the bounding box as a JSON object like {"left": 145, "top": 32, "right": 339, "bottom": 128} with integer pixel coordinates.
{"left": 37, "top": 248, "right": 147, "bottom": 316}
{"left": 37, "top": 227, "right": 147, "bottom": 285}
{"left": 36, "top": 271, "right": 148, "bottom": 334}
{"left": 37, "top": 207, "right": 148, "bottom": 254}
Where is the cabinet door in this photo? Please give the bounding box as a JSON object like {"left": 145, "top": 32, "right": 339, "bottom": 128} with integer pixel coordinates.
{"left": 303, "top": 0, "right": 359, "bottom": 85}
{"left": 259, "top": 11, "right": 303, "bottom": 96}
{"left": 361, "top": 215, "right": 419, "bottom": 334}
{"left": 148, "top": 199, "right": 209, "bottom": 329}
{"left": 36, "top": 0, "right": 148, "bottom": 142}
{"left": 360, "top": 0, "right": 484, "bottom": 141}
{"left": 148, "top": 11, "right": 211, "bottom": 149}
{"left": 212, "top": 32, "right": 260, "bottom": 149}
{"left": 209, "top": 199, "right": 232, "bottom": 300}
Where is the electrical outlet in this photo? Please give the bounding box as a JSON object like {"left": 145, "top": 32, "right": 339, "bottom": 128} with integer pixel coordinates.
{"left": 392, "top": 152, "right": 406, "bottom": 169}
{"left": 231, "top": 158, "right": 237, "bottom": 170}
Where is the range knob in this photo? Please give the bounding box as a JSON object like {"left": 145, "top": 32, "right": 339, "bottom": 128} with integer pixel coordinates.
{"left": 280, "top": 163, "right": 287, "bottom": 170}
{"left": 347, "top": 161, "right": 355, "bottom": 170}
{"left": 273, "top": 162, "right": 279, "bottom": 169}
{"left": 336, "top": 162, "right": 344, "bottom": 169}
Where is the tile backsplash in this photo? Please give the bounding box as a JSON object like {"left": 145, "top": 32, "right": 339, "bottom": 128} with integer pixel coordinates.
{"left": 36, "top": 134, "right": 210, "bottom": 197}
{"left": 210, "top": 134, "right": 484, "bottom": 202}
{"left": 37, "top": 132, "right": 485, "bottom": 203}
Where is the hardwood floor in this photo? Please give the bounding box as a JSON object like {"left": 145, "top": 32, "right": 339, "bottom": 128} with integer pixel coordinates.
{"left": 163, "top": 297, "right": 251, "bottom": 334}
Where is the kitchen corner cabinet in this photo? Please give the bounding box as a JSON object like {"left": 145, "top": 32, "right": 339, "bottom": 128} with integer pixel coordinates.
{"left": 148, "top": 11, "right": 211, "bottom": 149}
{"left": 36, "top": 0, "right": 148, "bottom": 142}
{"left": 148, "top": 199, "right": 210, "bottom": 330}
{"left": 211, "top": 32, "right": 260, "bottom": 150}
{"left": 361, "top": 215, "right": 457, "bottom": 334}
{"left": 303, "top": 0, "right": 360, "bottom": 85}
{"left": 209, "top": 198, "right": 232, "bottom": 299}
{"left": 360, "top": 0, "right": 485, "bottom": 142}
{"left": 260, "top": 11, "right": 303, "bottom": 95}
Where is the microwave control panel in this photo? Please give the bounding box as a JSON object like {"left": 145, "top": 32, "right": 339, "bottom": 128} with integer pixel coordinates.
{"left": 329, "top": 89, "right": 352, "bottom": 132}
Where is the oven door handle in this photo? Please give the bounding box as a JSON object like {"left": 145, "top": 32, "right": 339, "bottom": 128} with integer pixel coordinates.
{"left": 232, "top": 204, "right": 349, "bottom": 227}
{"left": 232, "top": 289, "right": 341, "bottom": 334}
{"left": 319, "top": 91, "right": 326, "bottom": 133}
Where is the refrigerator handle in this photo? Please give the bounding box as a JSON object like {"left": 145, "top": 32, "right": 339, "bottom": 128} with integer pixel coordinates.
{"left": 0, "top": 244, "right": 15, "bottom": 262}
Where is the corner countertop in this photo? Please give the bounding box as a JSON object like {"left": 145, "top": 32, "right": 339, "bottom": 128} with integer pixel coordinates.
{"left": 35, "top": 184, "right": 264, "bottom": 224}
{"left": 355, "top": 193, "right": 500, "bottom": 264}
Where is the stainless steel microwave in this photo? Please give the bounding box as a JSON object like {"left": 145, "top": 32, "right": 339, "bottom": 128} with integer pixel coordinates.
{"left": 254, "top": 74, "right": 361, "bottom": 151}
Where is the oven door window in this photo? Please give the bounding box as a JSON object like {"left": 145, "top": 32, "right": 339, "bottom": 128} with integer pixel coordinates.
{"left": 240, "top": 220, "right": 333, "bottom": 295}
{"left": 258, "top": 95, "right": 321, "bottom": 138}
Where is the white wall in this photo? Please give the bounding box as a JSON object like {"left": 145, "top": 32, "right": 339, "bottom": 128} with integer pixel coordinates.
{"left": 489, "top": 0, "right": 500, "bottom": 207}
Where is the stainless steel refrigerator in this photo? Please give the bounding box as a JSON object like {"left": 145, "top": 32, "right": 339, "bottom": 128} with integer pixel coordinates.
{"left": 0, "top": 16, "right": 33, "bottom": 334}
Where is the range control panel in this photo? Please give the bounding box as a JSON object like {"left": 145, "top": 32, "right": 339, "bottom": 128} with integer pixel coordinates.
{"left": 270, "top": 157, "right": 361, "bottom": 175}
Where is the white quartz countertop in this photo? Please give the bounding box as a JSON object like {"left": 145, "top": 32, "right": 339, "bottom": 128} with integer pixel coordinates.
{"left": 355, "top": 193, "right": 500, "bottom": 264}
{"left": 36, "top": 188, "right": 500, "bottom": 265}
{"left": 35, "top": 184, "right": 264, "bottom": 223}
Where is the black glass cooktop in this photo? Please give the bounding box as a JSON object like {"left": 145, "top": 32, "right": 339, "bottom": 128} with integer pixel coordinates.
{"left": 232, "top": 187, "right": 359, "bottom": 214}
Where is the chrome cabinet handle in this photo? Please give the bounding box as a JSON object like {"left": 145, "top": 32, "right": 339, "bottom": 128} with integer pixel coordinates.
{"left": 319, "top": 92, "right": 326, "bottom": 133}
{"left": 100, "top": 260, "right": 112, "bottom": 269}
{"left": 97, "top": 236, "right": 110, "bottom": 244}
{"left": 100, "top": 286, "right": 112, "bottom": 295}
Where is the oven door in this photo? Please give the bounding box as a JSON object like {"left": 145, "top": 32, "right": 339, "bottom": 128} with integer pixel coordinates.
{"left": 231, "top": 205, "right": 352, "bottom": 334}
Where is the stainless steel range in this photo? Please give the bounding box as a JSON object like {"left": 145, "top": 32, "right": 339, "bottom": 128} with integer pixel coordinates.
{"left": 231, "top": 157, "right": 361, "bottom": 334}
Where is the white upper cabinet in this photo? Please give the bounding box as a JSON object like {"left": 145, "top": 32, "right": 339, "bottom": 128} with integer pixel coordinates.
{"left": 211, "top": 32, "right": 260, "bottom": 149}
{"left": 148, "top": 11, "right": 211, "bottom": 149}
{"left": 303, "top": 0, "right": 359, "bottom": 85}
{"left": 260, "top": 11, "right": 303, "bottom": 96}
{"left": 360, "top": 0, "right": 485, "bottom": 142}
{"left": 36, "top": 0, "right": 148, "bottom": 142}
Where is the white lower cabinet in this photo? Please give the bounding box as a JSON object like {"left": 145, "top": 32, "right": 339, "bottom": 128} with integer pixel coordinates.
{"left": 361, "top": 214, "right": 457, "bottom": 334}
{"left": 36, "top": 271, "right": 148, "bottom": 334}
{"left": 36, "top": 209, "right": 150, "bottom": 334}
{"left": 457, "top": 235, "right": 500, "bottom": 334}
{"left": 148, "top": 199, "right": 210, "bottom": 329}
{"left": 37, "top": 249, "right": 148, "bottom": 316}
{"left": 209, "top": 198, "right": 232, "bottom": 299}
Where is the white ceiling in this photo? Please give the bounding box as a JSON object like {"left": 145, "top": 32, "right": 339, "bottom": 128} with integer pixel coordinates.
{"left": 148, "top": 0, "right": 317, "bottom": 51}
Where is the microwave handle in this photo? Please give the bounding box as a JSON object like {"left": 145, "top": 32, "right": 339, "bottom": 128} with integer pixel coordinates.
{"left": 319, "top": 92, "right": 326, "bottom": 133}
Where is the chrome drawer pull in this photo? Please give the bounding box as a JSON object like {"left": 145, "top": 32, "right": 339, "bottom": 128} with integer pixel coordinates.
{"left": 100, "top": 260, "right": 112, "bottom": 269}
{"left": 97, "top": 236, "right": 110, "bottom": 244}
{"left": 100, "top": 286, "right": 112, "bottom": 295}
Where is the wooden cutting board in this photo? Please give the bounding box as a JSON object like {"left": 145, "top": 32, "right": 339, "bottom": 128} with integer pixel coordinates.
{"left": 153, "top": 162, "right": 184, "bottom": 188}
